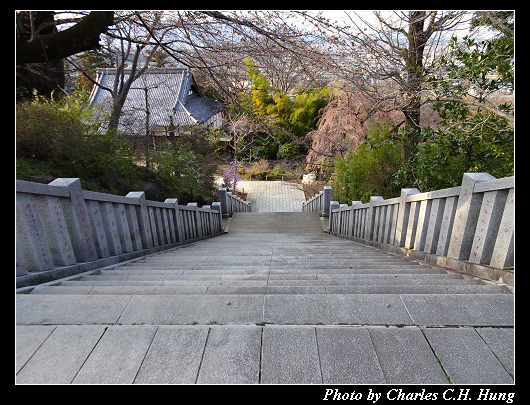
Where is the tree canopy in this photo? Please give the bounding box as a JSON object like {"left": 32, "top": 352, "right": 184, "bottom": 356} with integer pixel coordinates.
{"left": 16, "top": 10, "right": 514, "bottom": 203}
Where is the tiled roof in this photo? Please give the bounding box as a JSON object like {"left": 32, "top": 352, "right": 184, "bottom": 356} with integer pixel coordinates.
{"left": 88, "top": 67, "right": 224, "bottom": 135}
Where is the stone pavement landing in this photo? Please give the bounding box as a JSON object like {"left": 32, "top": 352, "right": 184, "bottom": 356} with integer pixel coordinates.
{"left": 237, "top": 180, "right": 305, "bottom": 212}
{"left": 16, "top": 212, "right": 514, "bottom": 384}
{"left": 15, "top": 324, "right": 514, "bottom": 384}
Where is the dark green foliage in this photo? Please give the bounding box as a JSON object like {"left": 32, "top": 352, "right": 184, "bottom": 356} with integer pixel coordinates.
{"left": 16, "top": 93, "right": 138, "bottom": 193}
{"left": 16, "top": 93, "right": 214, "bottom": 203}
{"left": 252, "top": 136, "right": 280, "bottom": 160}
{"left": 334, "top": 122, "right": 402, "bottom": 203}
{"left": 277, "top": 143, "right": 302, "bottom": 160}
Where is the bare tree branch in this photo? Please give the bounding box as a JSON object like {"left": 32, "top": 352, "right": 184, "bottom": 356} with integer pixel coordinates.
{"left": 430, "top": 95, "right": 514, "bottom": 123}
{"left": 476, "top": 11, "right": 514, "bottom": 36}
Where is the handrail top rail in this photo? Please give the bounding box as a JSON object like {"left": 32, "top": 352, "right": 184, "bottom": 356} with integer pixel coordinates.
{"left": 84, "top": 189, "right": 140, "bottom": 205}
{"left": 329, "top": 176, "right": 514, "bottom": 212}
{"left": 16, "top": 179, "right": 70, "bottom": 198}
{"left": 16, "top": 179, "right": 221, "bottom": 213}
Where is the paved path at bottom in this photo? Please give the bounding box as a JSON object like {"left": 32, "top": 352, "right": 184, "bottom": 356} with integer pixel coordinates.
{"left": 237, "top": 180, "right": 305, "bottom": 212}
{"left": 16, "top": 213, "right": 514, "bottom": 384}
{"left": 15, "top": 324, "right": 514, "bottom": 384}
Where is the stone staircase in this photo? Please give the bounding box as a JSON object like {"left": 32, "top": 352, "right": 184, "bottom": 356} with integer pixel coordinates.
{"left": 16, "top": 212, "right": 514, "bottom": 384}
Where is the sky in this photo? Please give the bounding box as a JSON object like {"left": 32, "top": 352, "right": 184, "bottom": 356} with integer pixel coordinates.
{"left": 319, "top": 10, "right": 494, "bottom": 40}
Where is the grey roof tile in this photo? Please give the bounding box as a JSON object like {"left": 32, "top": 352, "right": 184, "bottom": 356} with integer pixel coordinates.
{"left": 89, "top": 67, "right": 224, "bottom": 135}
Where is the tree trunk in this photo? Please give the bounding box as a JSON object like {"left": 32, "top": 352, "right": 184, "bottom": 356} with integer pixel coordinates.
{"left": 16, "top": 12, "right": 65, "bottom": 99}
{"left": 402, "top": 11, "right": 428, "bottom": 162}
{"left": 402, "top": 109, "right": 421, "bottom": 161}
{"left": 16, "top": 11, "right": 114, "bottom": 65}
{"left": 107, "top": 99, "right": 125, "bottom": 134}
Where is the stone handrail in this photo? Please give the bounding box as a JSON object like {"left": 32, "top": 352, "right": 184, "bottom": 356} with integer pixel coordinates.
{"left": 16, "top": 178, "right": 224, "bottom": 287}
{"left": 310, "top": 173, "right": 514, "bottom": 284}
{"left": 218, "top": 187, "right": 251, "bottom": 216}
{"left": 302, "top": 186, "right": 332, "bottom": 217}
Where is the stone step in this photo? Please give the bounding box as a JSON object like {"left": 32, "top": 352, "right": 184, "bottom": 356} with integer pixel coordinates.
{"left": 140, "top": 249, "right": 404, "bottom": 255}
{"left": 29, "top": 284, "right": 512, "bottom": 296}
{"left": 121, "top": 259, "right": 416, "bottom": 268}
{"left": 70, "top": 273, "right": 479, "bottom": 286}
{"left": 16, "top": 210, "right": 514, "bottom": 385}
{"left": 16, "top": 293, "right": 514, "bottom": 327}
{"left": 227, "top": 212, "right": 324, "bottom": 233}
{"left": 59, "top": 279, "right": 486, "bottom": 289}
{"left": 123, "top": 256, "right": 427, "bottom": 263}
{"left": 99, "top": 267, "right": 445, "bottom": 275}
{"left": 58, "top": 279, "right": 485, "bottom": 291}
{"left": 140, "top": 246, "right": 412, "bottom": 253}
{"left": 268, "top": 267, "right": 440, "bottom": 274}
{"left": 126, "top": 260, "right": 416, "bottom": 267}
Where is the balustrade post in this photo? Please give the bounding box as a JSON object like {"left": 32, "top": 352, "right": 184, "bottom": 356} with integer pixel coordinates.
{"left": 212, "top": 202, "right": 223, "bottom": 233}
{"left": 42, "top": 195, "right": 78, "bottom": 265}
{"left": 322, "top": 186, "right": 332, "bottom": 217}
{"left": 126, "top": 191, "right": 153, "bottom": 249}
{"left": 227, "top": 192, "right": 233, "bottom": 215}
{"left": 394, "top": 188, "right": 420, "bottom": 247}
{"left": 48, "top": 178, "right": 96, "bottom": 262}
{"left": 448, "top": 172, "right": 496, "bottom": 260}
{"left": 218, "top": 187, "right": 229, "bottom": 217}
{"left": 490, "top": 188, "right": 514, "bottom": 268}
{"left": 16, "top": 193, "right": 54, "bottom": 271}
{"left": 164, "top": 198, "right": 184, "bottom": 242}
{"left": 367, "top": 196, "right": 384, "bottom": 241}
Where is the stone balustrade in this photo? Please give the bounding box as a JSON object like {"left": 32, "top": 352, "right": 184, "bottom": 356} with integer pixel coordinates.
{"left": 304, "top": 173, "right": 514, "bottom": 284}
{"left": 302, "top": 186, "right": 332, "bottom": 217}
{"left": 218, "top": 187, "right": 251, "bottom": 217}
{"left": 16, "top": 178, "right": 226, "bottom": 287}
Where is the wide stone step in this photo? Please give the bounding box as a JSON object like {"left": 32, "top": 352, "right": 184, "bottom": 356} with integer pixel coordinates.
{"left": 119, "top": 259, "right": 416, "bottom": 268}
{"left": 268, "top": 267, "right": 440, "bottom": 274}
{"left": 98, "top": 266, "right": 444, "bottom": 275}
{"left": 118, "top": 256, "right": 428, "bottom": 264}
{"left": 123, "top": 261, "right": 417, "bottom": 268}
{"left": 262, "top": 278, "right": 482, "bottom": 287}
{"left": 130, "top": 252, "right": 411, "bottom": 258}
{"left": 227, "top": 212, "right": 324, "bottom": 233}
{"left": 29, "top": 284, "right": 512, "bottom": 296}
{"left": 16, "top": 293, "right": 514, "bottom": 327}
{"left": 139, "top": 250, "right": 404, "bottom": 256}
{"left": 67, "top": 273, "right": 481, "bottom": 287}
